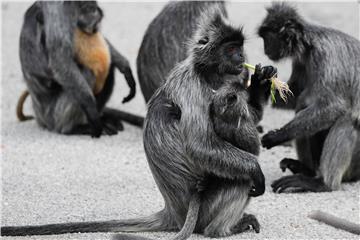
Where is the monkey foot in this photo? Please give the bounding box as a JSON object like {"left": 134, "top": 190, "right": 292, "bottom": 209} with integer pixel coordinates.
{"left": 204, "top": 226, "right": 232, "bottom": 238}
{"left": 101, "top": 115, "right": 124, "bottom": 133}
{"left": 279, "top": 158, "right": 315, "bottom": 176}
{"left": 232, "top": 213, "right": 260, "bottom": 234}
{"left": 271, "top": 174, "right": 330, "bottom": 193}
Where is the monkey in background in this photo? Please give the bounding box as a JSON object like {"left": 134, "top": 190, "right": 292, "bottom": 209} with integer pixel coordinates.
{"left": 17, "top": 1, "right": 142, "bottom": 137}
{"left": 259, "top": 3, "right": 360, "bottom": 193}
{"left": 2, "top": 7, "right": 267, "bottom": 239}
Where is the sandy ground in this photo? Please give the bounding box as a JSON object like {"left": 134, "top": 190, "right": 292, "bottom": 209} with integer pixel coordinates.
{"left": 1, "top": 1, "right": 360, "bottom": 240}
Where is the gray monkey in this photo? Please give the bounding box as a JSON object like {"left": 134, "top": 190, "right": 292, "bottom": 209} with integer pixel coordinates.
{"left": 1, "top": 7, "right": 267, "bottom": 239}
{"left": 18, "top": 1, "right": 141, "bottom": 138}
{"left": 258, "top": 2, "right": 360, "bottom": 192}
{"left": 258, "top": 3, "right": 360, "bottom": 235}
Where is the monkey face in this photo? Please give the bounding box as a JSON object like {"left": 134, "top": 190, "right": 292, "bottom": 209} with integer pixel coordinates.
{"left": 212, "top": 85, "right": 250, "bottom": 125}
{"left": 258, "top": 3, "right": 304, "bottom": 61}
{"left": 77, "top": 2, "right": 103, "bottom": 34}
{"left": 220, "top": 41, "right": 246, "bottom": 74}
{"left": 192, "top": 13, "right": 246, "bottom": 76}
{"left": 258, "top": 29, "right": 284, "bottom": 61}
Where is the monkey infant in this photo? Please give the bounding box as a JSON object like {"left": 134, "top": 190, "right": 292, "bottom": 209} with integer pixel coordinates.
{"left": 211, "top": 64, "right": 276, "bottom": 156}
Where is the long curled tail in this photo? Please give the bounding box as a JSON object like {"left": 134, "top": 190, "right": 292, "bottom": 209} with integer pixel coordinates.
{"left": 1, "top": 210, "right": 170, "bottom": 236}
{"left": 16, "top": 90, "right": 34, "bottom": 121}
{"left": 309, "top": 210, "right": 360, "bottom": 235}
{"left": 112, "top": 193, "right": 201, "bottom": 240}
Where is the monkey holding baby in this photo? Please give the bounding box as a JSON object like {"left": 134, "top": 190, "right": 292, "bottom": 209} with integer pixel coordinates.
{"left": 16, "top": 1, "right": 142, "bottom": 138}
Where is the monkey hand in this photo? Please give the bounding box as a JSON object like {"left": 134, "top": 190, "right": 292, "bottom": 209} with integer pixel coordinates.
{"left": 261, "top": 129, "right": 282, "bottom": 149}
{"left": 251, "top": 64, "right": 277, "bottom": 88}
{"left": 248, "top": 164, "right": 265, "bottom": 197}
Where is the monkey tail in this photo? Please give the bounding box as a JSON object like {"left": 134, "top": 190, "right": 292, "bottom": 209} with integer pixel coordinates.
{"left": 308, "top": 210, "right": 360, "bottom": 235}
{"left": 104, "top": 108, "right": 144, "bottom": 127}
{"left": 1, "top": 210, "right": 172, "bottom": 236}
{"left": 16, "top": 90, "right": 34, "bottom": 121}
{"left": 112, "top": 193, "right": 201, "bottom": 240}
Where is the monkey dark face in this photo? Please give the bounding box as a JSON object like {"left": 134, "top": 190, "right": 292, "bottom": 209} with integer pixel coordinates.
{"left": 192, "top": 14, "right": 246, "bottom": 76}
{"left": 258, "top": 28, "right": 285, "bottom": 61}
{"left": 77, "top": 2, "right": 103, "bottom": 34}
{"left": 258, "top": 3, "right": 304, "bottom": 61}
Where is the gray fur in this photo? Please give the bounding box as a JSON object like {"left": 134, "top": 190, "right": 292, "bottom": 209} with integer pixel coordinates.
{"left": 19, "top": 1, "right": 139, "bottom": 138}
{"left": 259, "top": 3, "right": 360, "bottom": 193}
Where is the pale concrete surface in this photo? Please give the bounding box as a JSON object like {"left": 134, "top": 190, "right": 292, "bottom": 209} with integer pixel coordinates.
{"left": 1, "top": 1, "right": 359, "bottom": 239}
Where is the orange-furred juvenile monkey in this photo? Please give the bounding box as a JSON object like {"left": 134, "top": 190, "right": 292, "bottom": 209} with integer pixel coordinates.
{"left": 74, "top": 28, "right": 111, "bottom": 95}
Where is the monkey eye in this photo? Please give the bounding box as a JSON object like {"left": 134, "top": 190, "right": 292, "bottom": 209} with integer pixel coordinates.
{"left": 198, "top": 37, "right": 209, "bottom": 45}
{"left": 227, "top": 46, "right": 237, "bottom": 54}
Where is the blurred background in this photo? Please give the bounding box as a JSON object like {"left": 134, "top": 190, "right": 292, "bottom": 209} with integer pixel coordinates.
{"left": 1, "top": 1, "right": 359, "bottom": 239}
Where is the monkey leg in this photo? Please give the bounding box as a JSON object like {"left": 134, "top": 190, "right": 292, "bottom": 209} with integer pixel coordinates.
{"left": 271, "top": 174, "right": 329, "bottom": 193}
{"left": 53, "top": 93, "right": 117, "bottom": 136}
{"left": 319, "top": 116, "right": 358, "bottom": 190}
{"left": 202, "top": 184, "right": 250, "bottom": 238}
{"left": 272, "top": 116, "right": 358, "bottom": 193}
{"left": 52, "top": 93, "right": 88, "bottom": 134}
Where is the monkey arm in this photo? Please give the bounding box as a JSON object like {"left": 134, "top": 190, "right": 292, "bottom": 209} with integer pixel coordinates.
{"left": 182, "top": 117, "right": 265, "bottom": 196}
{"left": 247, "top": 65, "right": 275, "bottom": 123}
{"left": 41, "top": 2, "right": 102, "bottom": 137}
{"left": 106, "top": 40, "right": 136, "bottom": 103}
{"left": 262, "top": 100, "right": 346, "bottom": 149}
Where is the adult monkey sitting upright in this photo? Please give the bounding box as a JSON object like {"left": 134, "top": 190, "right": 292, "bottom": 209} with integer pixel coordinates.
{"left": 259, "top": 3, "right": 360, "bottom": 193}
{"left": 18, "top": 1, "right": 141, "bottom": 138}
